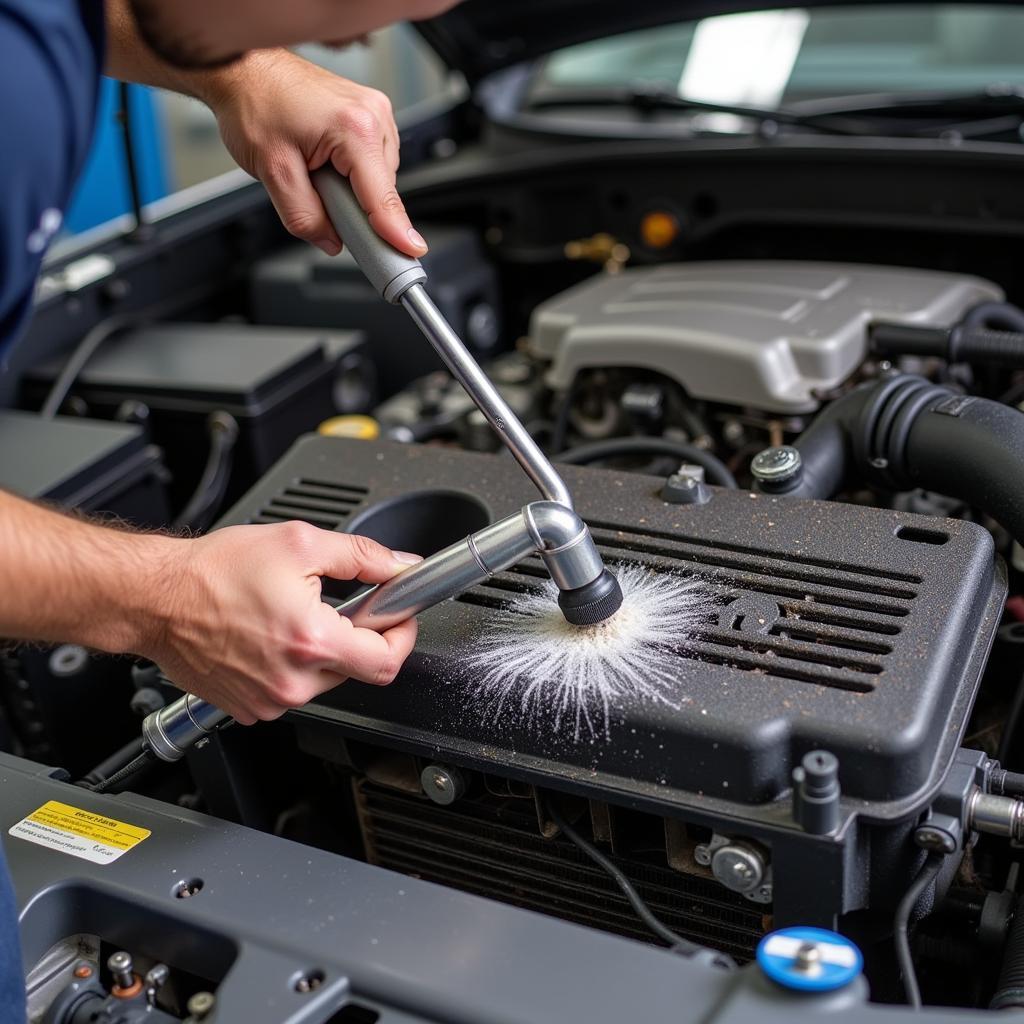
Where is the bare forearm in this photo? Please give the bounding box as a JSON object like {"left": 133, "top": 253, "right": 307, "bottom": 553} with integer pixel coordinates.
{"left": 0, "top": 490, "right": 182, "bottom": 655}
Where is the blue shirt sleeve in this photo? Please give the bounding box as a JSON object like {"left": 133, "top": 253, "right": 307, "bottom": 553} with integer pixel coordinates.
{"left": 0, "top": 5, "right": 104, "bottom": 1017}
{"left": 0, "top": 0, "right": 103, "bottom": 356}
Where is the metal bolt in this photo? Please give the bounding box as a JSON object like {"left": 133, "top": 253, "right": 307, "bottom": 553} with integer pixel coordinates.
{"left": 694, "top": 844, "right": 712, "bottom": 866}
{"left": 294, "top": 972, "right": 324, "bottom": 994}
{"left": 107, "top": 951, "right": 134, "bottom": 989}
{"left": 794, "top": 941, "right": 822, "bottom": 972}
{"left": 73, "top": 964, "right": 93, "bottom": 979}
{"left": 751, "top": 446, "right": 802, "bottom": 485}
{"left": 145, "top": 963, "right": 170, "bottom": 992}
{"left": 187, "top": 991, "right": 216, "bottom": 1019}
{"left": 421, "top": 764, "right": 465, "bottom": 806}
{"left": 711, "top": 843, "right": 765, "bottom": 894}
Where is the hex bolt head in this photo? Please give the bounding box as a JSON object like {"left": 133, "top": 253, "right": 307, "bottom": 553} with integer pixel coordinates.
{"left": 107, "top": 951, "right": 134, "bottom": 989}
{"left": 694, "top": 844, "right": 712, "bottom": 866}
{"left": 751, "top": 446, "right": 803, "bottom": 485}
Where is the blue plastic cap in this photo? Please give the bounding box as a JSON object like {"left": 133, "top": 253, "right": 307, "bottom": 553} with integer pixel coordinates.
{"left": 757, "top": 927, "right": 863, "bottom": 993}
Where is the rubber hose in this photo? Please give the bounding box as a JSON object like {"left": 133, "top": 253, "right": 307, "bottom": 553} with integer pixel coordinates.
{"left": 951, "top": 328, "right": 1024, "bottom": 368}
{"left": 902, "top": 394, "right": 1024, "bottom": 544}
{"left": 554, "top": 437, "right": 738, "bottom": 488}
{"left": 992, "top": 895, "right": 1024, "bottom": 1010}
{"left": 962, "top": 301, "right": 1024, "bottom": 334}
{"left": 870, "top": 322, "right": 1024, "bottom": 369}
{"left": 766, "top": 375, "right": 1024, "bottom": 545}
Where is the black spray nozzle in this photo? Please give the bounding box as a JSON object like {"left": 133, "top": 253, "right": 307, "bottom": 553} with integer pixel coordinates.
{"left": 557, "top": 569, "right": 624, "bottom": 626}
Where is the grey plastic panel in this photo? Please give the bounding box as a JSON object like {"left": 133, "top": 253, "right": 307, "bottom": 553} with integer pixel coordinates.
{"left": 0, "top": 753, "right": 996, "bottom": 1023}
{"left": 532, "top": 261, "right": 1003, "bottom": 412}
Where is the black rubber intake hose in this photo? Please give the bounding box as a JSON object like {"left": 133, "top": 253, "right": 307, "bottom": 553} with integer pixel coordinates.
{"left": 871, "top": 322, "right": 1024, "bottom": 369}
{"left": 758, "top": 374, "right": 1024, "bottom": 545}
{"left": 992, "top": 895, "right": 1024, "bottom": 1010}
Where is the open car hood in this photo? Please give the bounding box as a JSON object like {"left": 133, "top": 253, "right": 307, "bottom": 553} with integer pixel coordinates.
{"left": 415, "top": 0, "right": 1006, "bottom": 83}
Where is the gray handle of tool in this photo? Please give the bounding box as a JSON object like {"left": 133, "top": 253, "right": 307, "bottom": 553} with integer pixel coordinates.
{"left": 312, "top": 166, "right": 575, "bottom": 509}
{"left": 141, "top": 503, "right": 595, "bottom": 763}
{"left": 311, "top": 166, "right": 427, "bottom": 303}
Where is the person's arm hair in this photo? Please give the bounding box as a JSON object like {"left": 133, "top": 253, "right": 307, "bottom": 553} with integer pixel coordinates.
{"left": 0, "top": 490, "right": 419, "bottom": 724}
{"left": 0, "top": 489, "right": 178, "bottom": 653}
{"left": 102, "top": 0, "right": 427, "bottom": 258}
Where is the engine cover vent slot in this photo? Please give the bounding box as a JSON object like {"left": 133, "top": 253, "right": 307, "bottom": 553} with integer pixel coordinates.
{"left": 250, "top": 477, "right": 367, "bottom": 529}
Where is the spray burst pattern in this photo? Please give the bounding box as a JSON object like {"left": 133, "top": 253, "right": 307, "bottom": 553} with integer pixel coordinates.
{"left": 463, "top": 565, "right": 715, "bottom": 742}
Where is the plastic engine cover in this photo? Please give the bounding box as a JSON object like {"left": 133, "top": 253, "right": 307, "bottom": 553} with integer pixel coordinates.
{"left": 532, "top": 261, "right": 1002, "bottom": 412}
{"left": 217, "top": 438, "right": 1004, "bottom": 826}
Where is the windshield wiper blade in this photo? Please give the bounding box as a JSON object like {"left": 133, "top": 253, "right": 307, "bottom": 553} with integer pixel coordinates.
{"left": 524, "top": 86, "right": 865, "bottom": 135}
{"left": 791, "top": 85, "right": 1024, "bottom": 121}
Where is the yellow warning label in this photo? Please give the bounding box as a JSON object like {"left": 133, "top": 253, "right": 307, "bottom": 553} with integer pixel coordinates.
{"left": 9, "top": 800, "right": 150, "bottom": 865}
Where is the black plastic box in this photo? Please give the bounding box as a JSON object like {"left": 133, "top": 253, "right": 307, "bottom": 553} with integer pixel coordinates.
{"left": 249, "top": 229, "right": 501, "bottom": 394}
{"left": 23, "top": 323, "right": 366, "bottom": 509}
{"left": 0, "top": 410, "right": 168, "bottom": 523}
{"left": 0, "top": 411, "right": 170, "bottom": 775}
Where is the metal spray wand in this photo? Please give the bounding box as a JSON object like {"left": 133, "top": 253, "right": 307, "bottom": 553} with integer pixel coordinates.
{"left": 142, "top": 171, "right": 621, "bottom": 764}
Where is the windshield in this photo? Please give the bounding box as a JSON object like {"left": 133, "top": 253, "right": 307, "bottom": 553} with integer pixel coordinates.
{"left": 534, "top": 4, "right": 1024, "bottom": 110}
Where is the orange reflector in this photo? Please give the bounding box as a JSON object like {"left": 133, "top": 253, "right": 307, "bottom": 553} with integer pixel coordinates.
{"left": 640, "top": 211, "right": 680, "bottom": 250}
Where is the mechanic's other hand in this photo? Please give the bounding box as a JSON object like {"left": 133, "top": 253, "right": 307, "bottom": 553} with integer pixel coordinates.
{"left": 210, "top": 49, "right": 427, "bottom": 258}
{"left": 146, "top": 523, "right": 420, "bottom": 725}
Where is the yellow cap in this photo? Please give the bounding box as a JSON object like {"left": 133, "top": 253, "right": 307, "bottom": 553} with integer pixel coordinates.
{"left": 640, "top": 210, "right": 681, "bottom": 250}
{"left": 317, "top": 415, "right": 380, "bottom": 440}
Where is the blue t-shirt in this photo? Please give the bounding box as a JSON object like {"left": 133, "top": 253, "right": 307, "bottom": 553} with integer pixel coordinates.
{"left": 0, "top": 1, "right": 105, "bottom": 1015}
{"left": 0, "top": 0, "right": 104, "bottom": 353}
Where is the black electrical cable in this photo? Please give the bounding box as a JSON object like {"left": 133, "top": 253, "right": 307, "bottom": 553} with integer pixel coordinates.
{"left": 990, "top": 768, "right": 1024, "bottom": 799}
{"left": 894, "top": 851, "right": 945, "bottom": 1009}
{"left": 172, "top": 412, "right": 240, "bottom": 532}
{"left": 117, "top": 81, "right": 147, "bottom": 236}
{"left": 89, "top": 749, "right": 155, "bottom": 795}
{"left": 544, "top": 800, "right": 733, "bottom": 966}
{"left": 39, "top": 314, "right": 136, "bottom": 419}
{"left": 554, "top": 437, "right": 738, "bottom": 488}
{"left": 76, "top": 736, "right": 145, "bottom": 790}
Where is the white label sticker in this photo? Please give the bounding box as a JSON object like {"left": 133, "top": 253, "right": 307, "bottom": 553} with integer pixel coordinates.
{"left": 9, "top": 801, "right": 150, "bottom": 865}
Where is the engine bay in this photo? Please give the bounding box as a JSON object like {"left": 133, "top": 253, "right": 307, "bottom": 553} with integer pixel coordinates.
{"left": 7, "top": 142, "right": 1024, "bottom": 1020}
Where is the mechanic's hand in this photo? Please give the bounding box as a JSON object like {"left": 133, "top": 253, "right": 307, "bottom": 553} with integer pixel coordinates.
{"left": 146, "top": 522, "right": 421, "bottom": 725}
{"left": 209, "top": 49, "right": 427, "bottom": 258}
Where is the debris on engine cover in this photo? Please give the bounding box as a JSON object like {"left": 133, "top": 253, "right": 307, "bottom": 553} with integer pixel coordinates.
{"left": 531, "top": 261, "right": 1002, "bottom": 413}
{"left": 220, "top": 436, "right": 1004, "bottom": 932}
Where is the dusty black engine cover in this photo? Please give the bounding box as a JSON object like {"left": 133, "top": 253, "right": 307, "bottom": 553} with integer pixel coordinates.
{"left": 215, "top": 436, "right": 1005, "bottom": 926}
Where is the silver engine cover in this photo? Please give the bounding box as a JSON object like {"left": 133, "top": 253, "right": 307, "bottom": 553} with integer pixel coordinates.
{"left": 532, "top": 261, "right": 1002, "bottom": 413}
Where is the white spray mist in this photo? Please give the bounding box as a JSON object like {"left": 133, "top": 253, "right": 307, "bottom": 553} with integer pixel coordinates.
{"left": 463, "top": 565, "right": 715, "bottom": 742}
